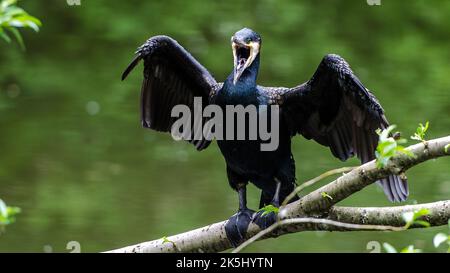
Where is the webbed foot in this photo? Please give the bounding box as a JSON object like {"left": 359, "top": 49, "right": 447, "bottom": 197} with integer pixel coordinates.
{"left": 225, "top": 208, "right": 255, "bottom": 247}
{"left": 252, "top": 208, "right": 278, "bottom": 229}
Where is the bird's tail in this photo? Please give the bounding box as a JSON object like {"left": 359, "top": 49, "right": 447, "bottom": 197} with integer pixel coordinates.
{"left": 378, "top": 175, "right": 408, "bottom": 202}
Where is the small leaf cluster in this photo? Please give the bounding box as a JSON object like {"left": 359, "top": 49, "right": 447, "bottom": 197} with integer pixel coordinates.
{"left": 410, "top": 121, "right": 429, "bottom": 142}
{"left": 161, "top": 236, "right": 177, "bottom": 247}
{"left": 402, "top": 208, "right": 430, "bottom": 229}
{"left": 380, "top": 210, "right": 450, "bottom": 253}
{"left": 383, "top": 219, "right": 450, "bottom": 253}
{"left": 320, "top": 192, "right": 333, "bottom": 200}
{"left": 257, "top": 204, "right": 279, "bottom": 217}
{"left": 383, "top": 243, "right": 422, "bottom": 253}
{"left": 0, "top": 198, "right": 21, "bottom": 233}
{"left": 0, "top": 0, "right": 42, "bottom": 49}
{"left": 375, "top": 125, "right": 414, "bottom": 169}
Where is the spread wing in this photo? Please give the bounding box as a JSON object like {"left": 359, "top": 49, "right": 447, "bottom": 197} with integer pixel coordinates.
{"left": 122, "top": 35, "right": 221, "bottom": 150}
{"left": 270, "top": 54, "right": 408, "bottom": 202}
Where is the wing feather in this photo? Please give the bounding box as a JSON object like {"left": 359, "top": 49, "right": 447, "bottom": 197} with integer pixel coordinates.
{"left": 270, "top": 54, "right": 408, "bottom": 202}
{"left": 123, "top": 35, "right": 221, "bottom": 150}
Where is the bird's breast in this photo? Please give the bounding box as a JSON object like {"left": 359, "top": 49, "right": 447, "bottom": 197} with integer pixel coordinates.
{"left": 216, "top": 82, "right": 266, "bottom": 106}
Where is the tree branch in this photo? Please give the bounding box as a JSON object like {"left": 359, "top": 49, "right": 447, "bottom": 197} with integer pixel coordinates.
{"left": 327, "top": 201, "right": 450, "bottom": 228}
{"left": 232, "top": 218, "right": 406, "bottom": 253}
{"left": 233, "top": 200, "right": 450, "bottom": 253}
{"left": 105, "top": 136, "right": 450, "bottom": 253}
{"left": 282, "top": 136, "right": 450, "bottom": 219}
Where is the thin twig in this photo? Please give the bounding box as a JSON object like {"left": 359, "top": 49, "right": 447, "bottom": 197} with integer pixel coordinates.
{"left": 232, "top": 217, "right": 405, "bottom": 253}
{"left": 282, "top": 166, "right": 357, "bottom": 206}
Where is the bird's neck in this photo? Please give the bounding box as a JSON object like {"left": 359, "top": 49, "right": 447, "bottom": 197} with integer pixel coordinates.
{"left": 231, "top": 54, "right": 260, "bottom": 90}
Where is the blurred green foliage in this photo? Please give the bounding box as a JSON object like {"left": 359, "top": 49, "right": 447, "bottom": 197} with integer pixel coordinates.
{"left": 382, "top": 209, "right": 430, "bottom": 253}
{"left": 433, "top": 220, "right": 450, "bottom": 252}
{"left": 0, "top": 199, "right": 21, "bottom": 233}
{"left": 0, "top": 0, "right": 34, "bottom": 236}
{"left": 0, "top": 0, "right": 449, "bottom": 252}
{"left": 383, "top": 242, "right": 422, "bottom": 253}
{"left": 384, "top": 216, "right": 450, "bottom": 253}
{"left": 0, "top": 0, "right": 41, "bottom": 49}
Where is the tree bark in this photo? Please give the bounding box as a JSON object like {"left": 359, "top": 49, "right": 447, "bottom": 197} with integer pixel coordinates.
{"left": 105, "top": 136, "right": 450, "bottom": 253}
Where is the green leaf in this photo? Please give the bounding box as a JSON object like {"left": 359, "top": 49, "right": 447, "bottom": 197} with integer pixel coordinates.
{"left": 413, "top": 220, "right": 430, "bottom": 228}
{"left": 400, "top": 245, "right": 422, "bottom": 253}
{"left": 433, "top": 233, "right": 449, "bottom": 248}
{"left": 403, "top": 209, "right": 430, "bottom": 228}
{"left": 413, "top": 208, "right": 429, "bottom": 218}
{"left": 0, "top": 27, "right": 11, "bottom": 42}
{"left": 410, "top": 121, "right": 429, "bottom": 142}
{"left": 162, "top": 236, "right": 170, "bottom": 243}
{"left": 9, "top": 14, "right": 42, "bottom": 31}
{"left": 161, "top": 236, "right": 176, "bottom": 247}
{"left": 375, "top": 125, "right": 413, "bottom": 169}
{"left": 2, "top": 6, "right": 25, "bottom": 17}
{"left": 0, "top": 0, "right": 41, "bottom": 49}
{"left": 7, "top": 206, "right": 21, "bottom": 217}
{"left": 402, "top": 212, "right": 414, "bottom": 227}
{"left": 320, "top": 192, "right": 333, "bottom": 200}
{"left": 6, "top": 26, "right": 24, "bottom": 50}
{"left": 257, "top": 204, "right": 279, "bottom": 217}
{"left": 0, "top": 199, "right": 7, "bottom": 218}
{"left": 395, "top": 146, "right": 414, "bottom": 157}
{"left": 1, "top": 0, "right": 18, "bottom": 11}
{"left": 383, "top": 242, "right": 397, "bottom": 253}
{"left": 0, "top": 199, "right": 20, "bottom": 226}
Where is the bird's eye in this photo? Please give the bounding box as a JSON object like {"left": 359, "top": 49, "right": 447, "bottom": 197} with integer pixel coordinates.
{"left": 245, "top": 38, "right": 252, "bottom": 44}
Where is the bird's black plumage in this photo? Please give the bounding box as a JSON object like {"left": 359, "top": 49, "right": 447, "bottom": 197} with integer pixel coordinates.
{"left": 271, "top": 54, "right": 408, "bottom": 202}
{"left": 122, "top": 35, "right": 221, "bottom": 150}
{"left": 122, "top": 28, "right": 408, "bottom": 246}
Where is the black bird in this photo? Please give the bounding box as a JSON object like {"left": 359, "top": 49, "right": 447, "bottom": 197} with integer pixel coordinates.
{"left": 122, "top": 28, "right": 408, "bottom": 246}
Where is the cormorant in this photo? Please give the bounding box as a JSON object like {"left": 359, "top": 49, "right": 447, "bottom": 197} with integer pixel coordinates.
{"left": 122, "top": 28, "right": 408, "bottom": 247}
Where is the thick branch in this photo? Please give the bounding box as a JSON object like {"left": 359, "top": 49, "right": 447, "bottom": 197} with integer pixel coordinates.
{"left": 327, "top": 201, "right": 450, "bottom": 228}
{"left": 282, "top": 136, "right": 450, "bottom": 219}
{"left": 106, "top": 136, "right": 450, "bottom": 253}
{"left": 232, "top": 201, "right": 450, "bottom": 252}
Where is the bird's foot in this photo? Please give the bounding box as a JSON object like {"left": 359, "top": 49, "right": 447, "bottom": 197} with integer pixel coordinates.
{"left": 252, "top": 202, "right": 279, "bottom": 230}
{"left": 225, "top": 208, "right": 255, "bottom": 247}
{"left": 252, "top": 209, "right": 277, "bottom": 230}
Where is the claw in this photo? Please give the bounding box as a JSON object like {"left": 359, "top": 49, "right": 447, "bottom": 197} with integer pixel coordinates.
{"left": 225, "top": 208, "right": 255, "bottom": 247}
{"left": 252, "top": 210, "right": 277, "bottom": 230}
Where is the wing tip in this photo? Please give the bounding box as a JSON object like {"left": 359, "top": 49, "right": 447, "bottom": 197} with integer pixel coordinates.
{"left": 121, "top": 54, "right": 142, "bottom": 81}
{"left": 380, "top": 175, "right": 409, "bottom": 203}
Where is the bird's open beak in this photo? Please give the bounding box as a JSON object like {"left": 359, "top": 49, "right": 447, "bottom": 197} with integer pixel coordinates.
{"left": 233, "top": 41, "right": 260, "bottom": 85}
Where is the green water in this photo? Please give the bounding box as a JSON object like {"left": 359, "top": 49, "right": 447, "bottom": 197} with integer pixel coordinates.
{"left": 0, "top": 0, "right": 449, "bottom": 252}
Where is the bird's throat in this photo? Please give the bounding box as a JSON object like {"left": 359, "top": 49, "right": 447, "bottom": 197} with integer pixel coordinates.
{"left": 232, "top": 54, "right": 260, "bottom": 88}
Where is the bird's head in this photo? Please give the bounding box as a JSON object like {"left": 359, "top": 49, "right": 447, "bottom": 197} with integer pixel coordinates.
{"left": 231, "top": 28, "right": 261, "bottom": 84}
